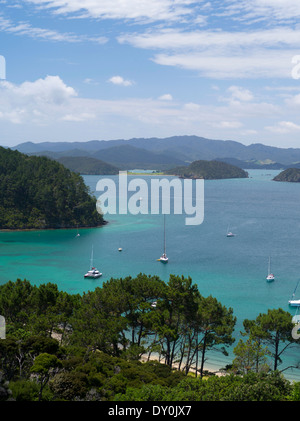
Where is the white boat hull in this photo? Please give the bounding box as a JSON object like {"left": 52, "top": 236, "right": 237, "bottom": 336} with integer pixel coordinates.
{"left": 289, "top": 300, "right": 300, "bottom": 307}
{"left": 84, "top": 269, "right": 102, "bottom": 278}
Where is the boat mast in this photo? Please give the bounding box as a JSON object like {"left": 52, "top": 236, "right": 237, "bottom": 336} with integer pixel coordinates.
{"left": 292, "top": 280, "right": 300, "bottom": 299}
{"left": 90, "top": 245, "right": 94, "bottom": 269}
{"left": 163, "top": 214, "right": 166, "bottom": 255}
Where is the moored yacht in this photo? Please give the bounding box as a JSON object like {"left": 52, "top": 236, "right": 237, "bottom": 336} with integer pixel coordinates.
{"left": 289, "top": 280, "right": 300, "bottom": 306}
{"left": 158, "top": 215, "right": 168, "bottom": 263}
{"left": 84, "top": 246, "right": 102, "bottom": 278}
{"left": 84, "top": 267, "right": 102, "bottom": 278}
{"left": 266, "top": 257, "right": 275, "bottom": 282}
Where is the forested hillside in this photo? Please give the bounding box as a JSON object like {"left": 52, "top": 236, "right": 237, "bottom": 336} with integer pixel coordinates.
{"left": 57, "top": 156, "right": 119, "bottom": 175}
{"left": 273, "top": 168, "right": 300, "bottom": 182}
{"left": 167, "top": 160, "right": 248, "bottom": 179}
{"left": 0, "top": 147, "right": 103, "bottom": 229}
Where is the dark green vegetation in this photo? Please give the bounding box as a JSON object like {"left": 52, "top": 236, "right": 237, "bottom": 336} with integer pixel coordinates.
{"left": 0, "top": 147, "right": 103, "bottom": 229}
{"left": 0, "top": 275, "right": 299, "bottom": 401}
{"left": 273, "top": 168, "right": 300, "bottom": 182}
{"left": 167, "top": 160, "right": 248, "bottom": 180}
{"left": 57, "top": 156, "right": 119, "bottom": 175}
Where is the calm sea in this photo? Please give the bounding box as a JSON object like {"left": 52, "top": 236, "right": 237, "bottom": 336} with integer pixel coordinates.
{"left": 1, "top": 169, "right": 300, "bottom": 380}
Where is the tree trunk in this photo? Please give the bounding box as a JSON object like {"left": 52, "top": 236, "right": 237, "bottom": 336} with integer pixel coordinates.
{"left": 200, "top": 331, "right": 208, "bottom": 378}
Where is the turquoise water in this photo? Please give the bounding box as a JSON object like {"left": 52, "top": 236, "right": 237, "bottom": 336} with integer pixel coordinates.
{"left": 1, "top": 169, "right": 300, "bottom": 380}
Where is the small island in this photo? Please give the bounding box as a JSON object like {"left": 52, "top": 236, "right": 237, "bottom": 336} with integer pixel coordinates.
{"left": 0, "top": 147, "right": 104, "bottom": 230}
{"left": 166, "top": 160, "right": 248, "bottom": 180}
{"left": 273, "top": 168, "right": 300, "bottom": 182}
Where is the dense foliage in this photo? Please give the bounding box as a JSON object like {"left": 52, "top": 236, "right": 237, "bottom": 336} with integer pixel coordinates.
{"left": 57, "top": 156, "right": 119, "bottom": 175}
{"left": 0, "top": 275, "right": 299, "bottom": 401}
{"left": 273, "top": 168, "right": 300, "bottom": 182}
{"left": 167, "top": 160, "right": 248, "bottom": 180}
{"left": 0, "top": 147, "right": 103, "bottom": 229}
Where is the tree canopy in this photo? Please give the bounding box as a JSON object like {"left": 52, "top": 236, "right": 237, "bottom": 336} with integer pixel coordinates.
{"left": 0, "top": 147, "right": 104, "bottom": 229}
{"left": 0, "top": 276, "right": 299, "bottom": 401}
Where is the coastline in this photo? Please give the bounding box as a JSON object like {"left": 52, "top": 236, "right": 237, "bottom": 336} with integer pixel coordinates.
{"left": 140, "top": 354, "right": 300, "bottom": 383}
{"left": 140, "top": 354, "right": 226, "bottom": 378}
{"left": 0, "top": 222, "right": 107, "bottom": 232}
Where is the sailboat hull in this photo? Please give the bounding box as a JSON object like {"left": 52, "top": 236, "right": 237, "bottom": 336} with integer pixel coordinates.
{"left": 84, "top": 270, "right": 102, "bottom": 278}
{"left": 289, "top": 300, "right": 300, "bottom": 307}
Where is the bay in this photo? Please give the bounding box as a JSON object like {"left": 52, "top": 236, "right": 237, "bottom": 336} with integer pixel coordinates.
{"left": 1, "top": 169, "right": 300, "bottom": 380}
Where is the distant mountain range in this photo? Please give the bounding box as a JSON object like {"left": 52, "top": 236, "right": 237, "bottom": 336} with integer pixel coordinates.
{"left": 12, "top": 135, "right": 300, "bottom": 171}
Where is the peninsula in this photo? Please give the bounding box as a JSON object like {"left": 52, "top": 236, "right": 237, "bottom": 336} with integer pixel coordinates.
{"left": 273, "top": 168, "right": 300, "bottom": 182}
{"left": 0, "top": 147, "right": 104, "bottom": 230}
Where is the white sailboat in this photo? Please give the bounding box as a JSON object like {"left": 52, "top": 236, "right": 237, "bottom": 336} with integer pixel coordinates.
{"left": 158, "top": 214, "right": 168, "bottom": 263}
{"left": 289, "top": 280, "right": 300, "bottom": 306}
{"left": 266, "top": 256, "right": 275, "bottom": 282}
{"left": 84, "top": 245, "right": 102, "bottom": 278}
{"left": 226, "top": 225, "right": 235, "bottom": 237}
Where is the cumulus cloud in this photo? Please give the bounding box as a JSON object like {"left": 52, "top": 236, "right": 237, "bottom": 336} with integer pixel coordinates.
{"left": 0, "top": 75, "right": 77, "bottom": 124}
{"left": 108, "top": 76, "right": 133, "bottom": 86}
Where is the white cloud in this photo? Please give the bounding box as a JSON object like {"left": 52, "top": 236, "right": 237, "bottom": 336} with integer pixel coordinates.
{"left": 108, "top": 76, "right": 133, "bottom": 87}
{"left": 0, "top": 75, "right": 77, "bottom": 104}
{"left": 62, "top": 113, "right": 96, "bottom": 122}
{"left": 224, "top": 0, "right": 300, "bottom": 24}
{"left": 0, "top": 75, "right": 77, "bottom": 124}
{"left": 83, "top": 78, "right": 99, "bottom": 85}
{"left": 24, "top": 0, "right": 198, "bottom": 23}
{"left": 158, "top": 94, "right": 173, "bottom": 101}
{"left": 184, "top": 102, "right": 201, "bottom": 110}
{"left": 0, "top": 15, "right": 107, "bottom": 43}
{"left": 227, "top": 86, "right": 254, "bottom": 102}
{"left": 118, "top": 27, "right": 300, "bottom": 50}
{"left": 0, "top": 74, "right": 288, "bottom": 147}
{"left": 265, "top": 121, "right": 300, "bottom": 134}
{"left": 152, "top": 50, "right": 295, "bottom": 79}
{"left": 118, "top": 27, "right": 300, "bottom": 79}
{"left": 218, "top": 120, "right": 243, "bottom": 129}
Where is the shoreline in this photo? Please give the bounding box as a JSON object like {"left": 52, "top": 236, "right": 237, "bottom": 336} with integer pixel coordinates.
{"left": 140, "top": 354, "right": 226, "bottom": 378}
{"left": 0, "top": 222, "right": 107, "bottom": 233}
{"left": 140, "top": 354, "right": 300, "bottom": 382}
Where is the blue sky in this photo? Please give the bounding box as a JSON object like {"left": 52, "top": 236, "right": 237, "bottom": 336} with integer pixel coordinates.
{"left": 1, "top": 0, "right": 300, "bottom": 148}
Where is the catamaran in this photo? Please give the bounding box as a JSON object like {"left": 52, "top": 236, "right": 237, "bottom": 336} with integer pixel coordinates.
{"left": 266, "top": 256, "right": 275, "bottom": 282}
{"left": 158, "top": 214, "right": 168, "bottom": 263}
{"left": 84, "top": 246, "right": 102, "bottom": 278}
{"left": 289, "top": 280, "right": 300, "bottom": 306}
